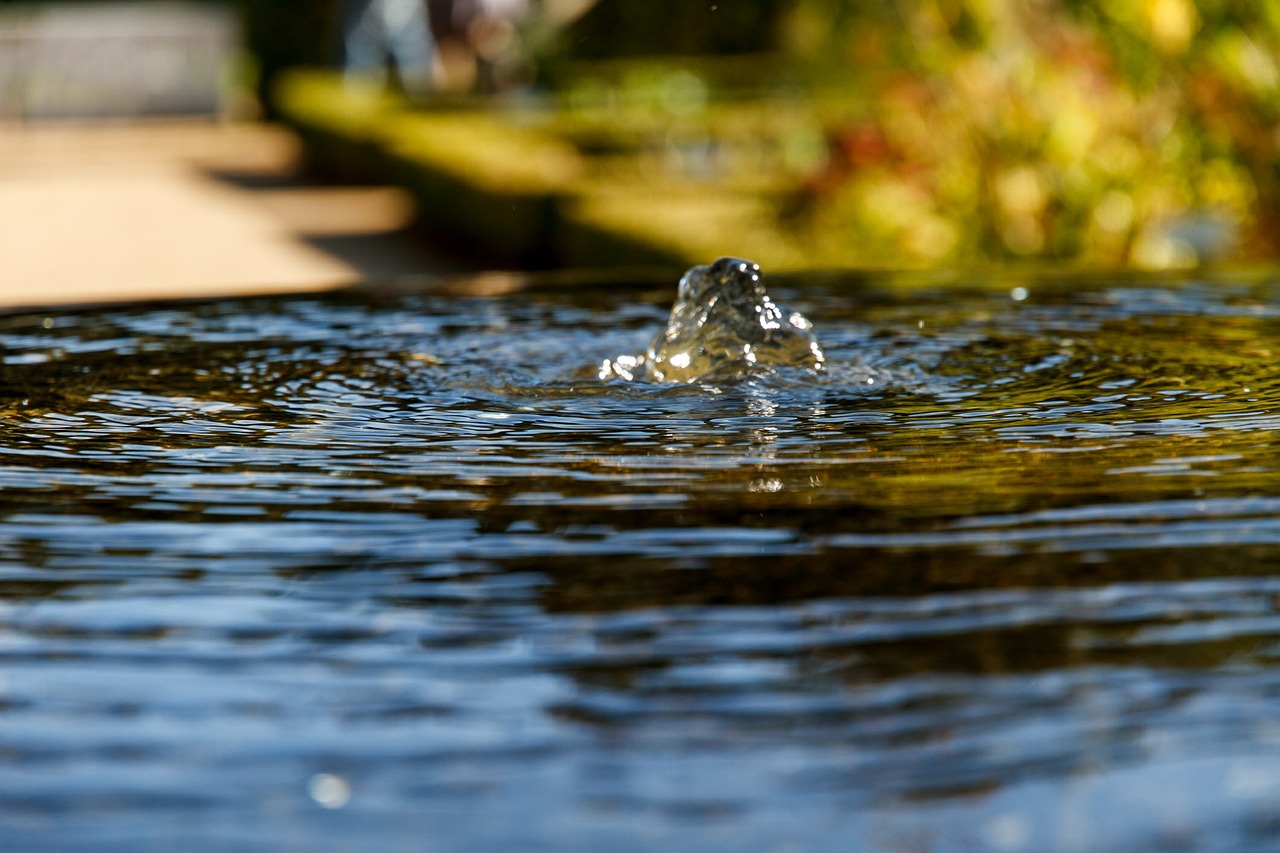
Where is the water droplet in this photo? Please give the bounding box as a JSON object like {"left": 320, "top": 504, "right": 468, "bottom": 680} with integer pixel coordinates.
{"left": 308, "top": 773, "right": 351, "bottom": 809}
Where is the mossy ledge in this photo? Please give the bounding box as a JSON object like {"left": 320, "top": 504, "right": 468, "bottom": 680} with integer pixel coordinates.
{"left": 273, "top": 70, "right": 782, "bottom": 269}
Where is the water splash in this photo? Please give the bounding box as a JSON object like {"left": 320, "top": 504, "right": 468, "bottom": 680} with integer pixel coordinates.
{"left": 600, "top": 257, "right": 825, "bottom": 382}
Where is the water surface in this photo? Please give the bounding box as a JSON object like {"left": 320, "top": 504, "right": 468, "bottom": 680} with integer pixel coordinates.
{"left": 3, "top": 269, "right": 1280, "bottom": 851}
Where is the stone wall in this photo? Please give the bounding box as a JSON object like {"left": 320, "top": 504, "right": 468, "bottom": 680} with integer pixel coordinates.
{"left": 0, "top": 2, "right": 237, "bottom": 120}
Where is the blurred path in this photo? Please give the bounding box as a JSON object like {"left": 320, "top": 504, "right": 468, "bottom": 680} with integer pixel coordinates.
{"left": 0, "top": 121, "right": 466, "bottom": 309}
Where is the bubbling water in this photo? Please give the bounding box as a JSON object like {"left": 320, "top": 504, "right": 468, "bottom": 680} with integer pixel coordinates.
{"left": 600, "top": 257, "right": 826, "bottom": 382}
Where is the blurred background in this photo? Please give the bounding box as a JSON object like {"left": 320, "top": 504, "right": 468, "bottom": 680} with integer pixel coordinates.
{"left": 3, "top": 0, "right": 1279, "bottom": 271}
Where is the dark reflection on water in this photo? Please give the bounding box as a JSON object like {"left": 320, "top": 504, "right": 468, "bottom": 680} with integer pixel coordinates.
{"left": 4, "top": 271, "right": 1280, "bottom": 850}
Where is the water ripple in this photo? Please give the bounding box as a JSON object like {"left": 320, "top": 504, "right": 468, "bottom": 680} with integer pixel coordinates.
{"left": 2, "top": 273, "right": 1280, "bottom": 849}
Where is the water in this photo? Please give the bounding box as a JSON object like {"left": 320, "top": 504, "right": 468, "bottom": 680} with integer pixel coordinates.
{"left": 603, "top": 257, "right": 825, "bottom": 382}
{"left": 3, "top": 268, "right": 1280, "bottom": 851}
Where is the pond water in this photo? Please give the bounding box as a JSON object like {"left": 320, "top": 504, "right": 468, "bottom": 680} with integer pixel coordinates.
{"left": 3, "top": 267, "right": 1280, "bottom": 851}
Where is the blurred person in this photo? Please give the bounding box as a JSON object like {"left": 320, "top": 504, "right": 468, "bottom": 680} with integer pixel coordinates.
{"left": 341, "top": 0, "right": 435, "bottom": 97}
{"left": 425, "top": 0, "right": 595, "bottom": 91}
{"left": 428, "top": 0, "right": 535, "bottom": 91}
{"left": 468, "top": 0, "right": 529, "bottom": 90}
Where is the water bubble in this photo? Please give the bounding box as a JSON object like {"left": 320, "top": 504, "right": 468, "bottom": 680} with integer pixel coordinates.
{"left": 308, "top": 773, "right": 351, "bottom": 809}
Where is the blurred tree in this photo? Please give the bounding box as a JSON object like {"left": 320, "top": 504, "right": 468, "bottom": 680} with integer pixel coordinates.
{"left": 252, "top": 0, "right": 1280, "bottom": 268}
{"left": 780, "top": 0, "right": 1280, "bottom": 266}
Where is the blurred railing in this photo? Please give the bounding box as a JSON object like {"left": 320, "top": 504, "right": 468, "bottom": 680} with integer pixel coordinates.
{"left": 0, "top": 2, "right": 237, "bottom": 120}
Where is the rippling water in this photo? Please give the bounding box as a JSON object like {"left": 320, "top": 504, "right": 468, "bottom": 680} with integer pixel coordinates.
{"left": 4, "top": 270, "right": 1280, "bottom": 851}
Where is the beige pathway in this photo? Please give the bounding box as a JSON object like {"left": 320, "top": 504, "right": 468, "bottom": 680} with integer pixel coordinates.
{"left": 0, "top": 121, "right": 464, "bottom": 309}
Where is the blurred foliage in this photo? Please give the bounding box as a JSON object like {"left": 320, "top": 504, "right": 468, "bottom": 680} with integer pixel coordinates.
{"left": 773, "top": 0, "right": 1280, "bottom": 267}
{"left": 261, "top": 0, "right": 1280, "bottom": 269}
{"left": 548, "top": 0, "right": 1280, "bottom": 268}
